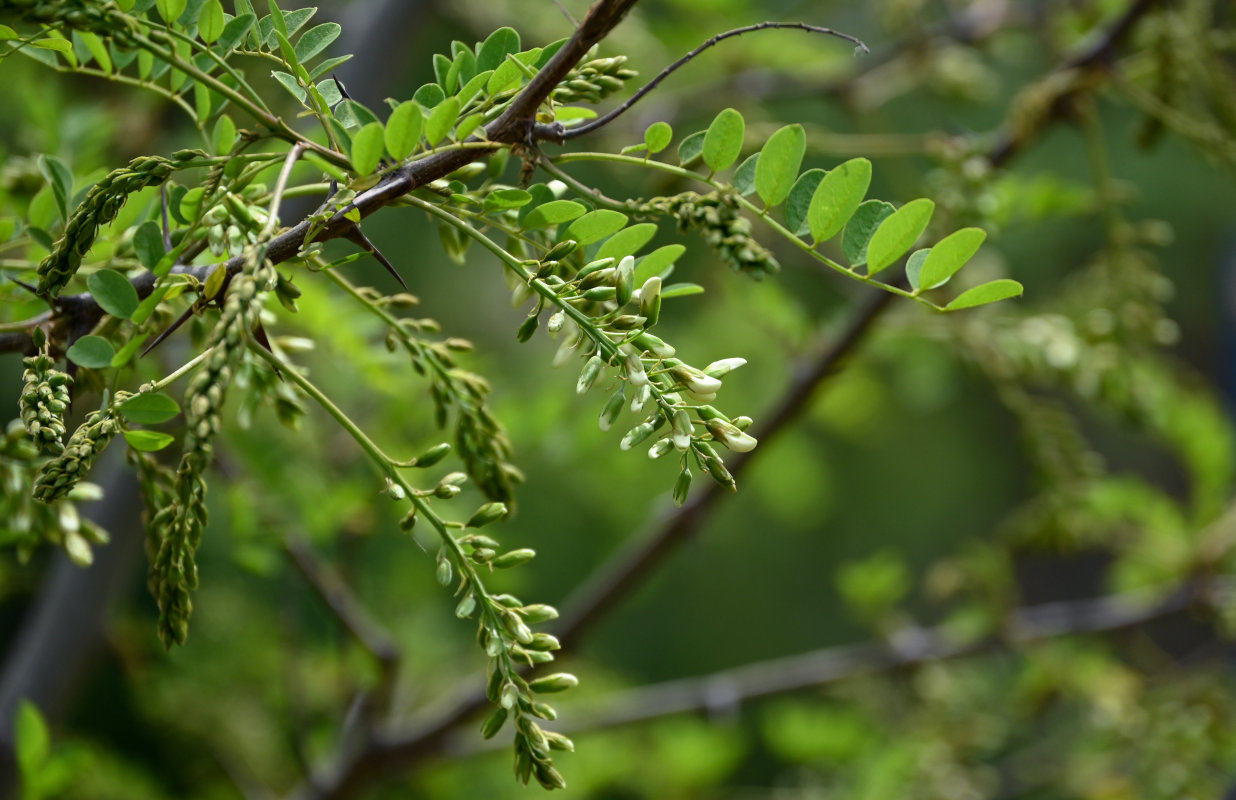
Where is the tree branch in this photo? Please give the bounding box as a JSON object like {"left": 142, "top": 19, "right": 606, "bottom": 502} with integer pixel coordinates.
{"left": 988, "top": 0, "right": 1164, "bottom": 166}
{"left": 454, "top": 578, "right": 1217, "bottom": 744}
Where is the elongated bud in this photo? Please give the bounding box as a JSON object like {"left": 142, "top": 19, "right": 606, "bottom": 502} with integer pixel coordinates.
{"left": 517, "top": 604, "right": 560, "bottom": 623}
{"left": 733, "top": 415, "right": 754, "bottom": 430}
{"left": 630, "top": 382, "right": 652, "bottom": 412}
{"left": 673, "top": 468, "right": 693, "bottom": 505}
{"left": 577, "top": 355, "right": 604, "bottom": 394}
{"left": 620, "top": 421, "right": 656, "bottom": 451}
{"left": 516, "top": 312, "right": 539, "bottom": 342}
{"left": 670, "top": 365, "right": 723, "bottom": 396}
{"left": 544, "top": 239, "right": 577, "bottom": 260}
{"left": 616, "top": 255, "right": 635, "bottom": 305}
{"left": 456, "top": 593, "right": 477, "bottom": 618}
{"left": 544, "top": 731, "right": 575, "bottom": 752}
{"left": 527, "top": 632, "right": 561, "bottom": 651}
{"left": 528, "top": 673, "right": 578, "bottom": 693}
{"left": 436, "top": 558, "right": 453, "bottom": 586}
{"left": 625, "top": 351, "right": 647, "bottom": 387}
{"left": 492, "top": 548, "right": 537, "bottom": 568}
{"left": 705, "top": 418, "right": 758, "bottom": 453}
{"left": 582, "top": 285, "right": 616, "bottom": 301}
{"left": 531, "top": 701, "right": 558, "bottom": 720}
{"left": 608, "top": 314, "right": 645, "bottom": 331}
{"left": 576, "top": 256, "right": 615, "bottom": 280}
{"left": 704, "top": 357, "right": 747, "bottom": 378}
{"left": 481, "top": 706, "right": 509, "bottom": 739}
{"left": 547, "top": 311, "right": 565, "bottom": 335}
{"left": 632, "top": 331, "right": 674, "bottom": 357}
{"left": 466, "top": 502, "right": 509, "bottom": 528}
{"left": 648, "top": 437, "right": 673, "bottom": 459}
{"left": 414, "top": 442, "right": 451, "bottom": 467}
{"left": 599, "top": 388, "right": 625, "bottom": 431}
{"left": 671, "top": 408, "right": 693, "bottom": 451}
{"left": 639, "top": 275, "right": 662, "bottom": 326}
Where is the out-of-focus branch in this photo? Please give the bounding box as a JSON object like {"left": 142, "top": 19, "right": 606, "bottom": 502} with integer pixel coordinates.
{"left": 988, "top": 0, "right": 1164, "bottom": 166}
{"left": 451, "top": 579, "right": 1217, "bottom": 746}
{"left": 284, "top": 536, "right": 401, "bottom": 682}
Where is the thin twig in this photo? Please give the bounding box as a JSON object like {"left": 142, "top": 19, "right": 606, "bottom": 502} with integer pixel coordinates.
{"left": 549, "top": 22, "right": 869, "bottom": 142}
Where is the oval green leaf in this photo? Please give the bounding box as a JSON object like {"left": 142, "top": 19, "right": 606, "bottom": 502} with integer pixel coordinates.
{"left": 865, "top": 198, "right": 934, "bottom": 275}
{"left": 484, "top": 188, "right": 532, "bottom": 210}
{"left": 677, "top": 130, "right": 707, "bottom": 166}
{"left": 119, "top": 392, "right": 182, "bottom": 425}
{"left": 644, "top": 122, "right": 672, "bottom": 155}
{"left": 841, "top": 200, "right": 895, "bottom": 267}
{"left": 567, "top": 210, "right": 629, "bottom": 246}
{"left": 350, "top": 121, "right": 386, "bottom": 176}
{"left": 808, "top": 157, "right": 872, "bottom": 244}
{"left": 917, "top": 227, "right": 987, "bottom": 291}
{"left": 87, "top": 269, "right": 139, "bottom": 320}
{"left": 477, "top": 26, "right": 521, "bottom": 72}
{"left": 732, "top": 153, "right": 759, "bottom": 195}
{"left": 294, "top": 22, "right": 341, "bottom": 63}
{"left": 133, "top": 221, "right": 165, "bottom": 271}
{"left": 944, "top": 279, "right": 1024, "bottom": 310}
{"left": 424, "top": 96, "right": 460, "bottom": 146}
{"left": 412, "top": 82, "right": 445, "bottom": 108}
{"left": 634, "top": 244, "right": 686, "bottom": 283}
{"left": 66, "top": 335, "right": 115, "bottom": 369}
{"left": 785, "top": 169, "right": 825, "bottom": 238}
{"left": 595, "top": 222, "right": 658, "bottom": 262}
{"left": 122, "top": 430, "right": 176, "bottom": 452}
{"left": 522, "top": 199, "right": 586, "bottom": 229}
{"left": 703, "top": 108, "right": 744, "bottom": 172}
{"left": 661, "top": 282, "right": 705, "bottom": 300}
{"left": 198, "top": 0, "right": 226, "bottom": 43}
{"left": 904, "top": 248, "right": 931, "bottom": 292}
{"left": 754, "top": 124, "right": 805, "bottom": 208}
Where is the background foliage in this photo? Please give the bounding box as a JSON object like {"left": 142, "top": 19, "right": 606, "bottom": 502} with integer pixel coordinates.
{"left": 2, "top": 0, "right": 1236, "bottom": 798}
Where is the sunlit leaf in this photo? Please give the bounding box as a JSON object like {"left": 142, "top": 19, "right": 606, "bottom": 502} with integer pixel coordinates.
{"left": 918, "top": 227, "right": 987, "bottom": 291}
{"left": 522, "top": 200, "right": 586, "bottom": 229}
{"left": 755, "top": 124, "right": 805, "bottom": 208}
{"left": 197, "top": 0, "right": 226, "bottom": 44}
{"left": 294, "top": 22, "right": 341, "bottom": 63}
{"left": 567, "top": 210, "right": 629, "bottom": 246}
{"left": 384, "top": 100, "right": 423, "bottom": 161}
{"left": 702, "top": 108, "right": 744, "bottom": 172}
{"left": 644, "top": 122, "right": 673, "bottom": 155}
{"left": 424, "top": 96, "right": 460, "bottom": 146}
{"left": 123, "top": 430, "right": 176, "bottom": 452}
{"left": 944, "top": 279, "right": 1024, "bottom": 310}
{"left": 865, "top": 198, "right": 933, "bottom": 275}
{"left": 119, "top": 393, "right": 182, "bottom": 425}
{"left": 595, "top": 223, "right": 658, "bottom": 262}
{"left": 477, "top": 26, "right": 521, "bottom": 72}
{"left": 808, "top": 157, "right": 872, "bottom": 244}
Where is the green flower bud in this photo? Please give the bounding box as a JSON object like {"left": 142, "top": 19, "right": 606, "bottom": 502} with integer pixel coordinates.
{"left": 493, "top": 548, "right": 537, "bottom": 568}
{"left": 673, "top": 467, "right": 692, "bottom": 506}
{"left": 517, "top": 604, "right": 560, "bottom": 623}
{"left": 547, "top": 311, "right": 566, "bottom": 335}
{"left": 632, "top": 331, "right": 674, "bottom": 357}
{"left": 615, "top": 255, "right": 635, "bottom": 305}
{"left": 620, "top": 421, "right": 656, "bottom": 451}
{"left": 414, "top": 442, "right": 451, "bottom": 468}
{"left": 543, "top": 239, "right": 577, "bottom": 260}
{"left": 481, "top": 706, "right": 509, "bottom": 739}
{"left": 516, "top": 312, "right": 539, "bottom": 342}
{"left": 528, "top": 672, "right": 579, "bottom": 693}
{"left": 582, "top": 285, "right": 616, "bottom": 301}
{"left": 575, "top": 256, "right": 615, "bottom": 279}
{"left": 577, "top": 355, "right": 604, "bottom": 395}
{"left": 466, "top": 502, "right": 509, "bottom": 528}
{"left": 704, "top": 357, "right": 747, "bottom": 378}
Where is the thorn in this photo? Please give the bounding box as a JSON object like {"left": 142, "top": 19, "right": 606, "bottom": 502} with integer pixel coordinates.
{"left": 331, "top": 74, "right": 353, "bottom": 104}
{"left": 141, "top": 305, "right": 195, "bottom": 357}
{"left": 251, "top": 321, "right": 283, "bottom": 379}
{"left": 7, "top": 276, "right": 40, "bottom": 296}
{"left": 342, "top": 225, "right": 408, "bottom": 290}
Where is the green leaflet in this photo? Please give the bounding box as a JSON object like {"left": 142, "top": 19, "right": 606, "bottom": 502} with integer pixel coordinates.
{"left": 808, "top": 157, "right": 872, "bottom": 244}
{"left": 119, "top": 393, "right": 182, "bottom": 425}
{"left": 477, "top": 27, "right": 521, "bottom": 72}
{"left": 595, "top": 223, "right": 658, "bottom": 262}
{"left": 945, "top": 279, "right": 1024, "bottom": 310}
{"left": 567, "top": 210, "right": 629, "bottom": 245}
{"left": 865, "top": 198, "right": 933, "bottom": 275}
{"left": 87, "top": 270, "right": 139, "bottom": 320}
{"left": 918, "top": 227, "right": 986, "bottom": 291}
{"left": 841, "top": 200, "right": 894, "bottom": 267}
{"left": 644, "top": 122, "right": 672, "bottom": 155}
{"left": 66, "top": 336, "right": 115, "bottom": 369}
{"left": 425, "top": 96, "right": 460, "bottom": 145}
{"left": 754, "top": 124, "right": 805, "bottom": 208}
{"left": 350, "top": 121, "right": 386, "bottom": 176}
{"left": 703, "top": 108, "right": 744, "bottom": 172}
{"left": 383, "top": 101, "right": 422, "bottom": 161}
{"left": 784, "top": 169, "right": 825, "bottom": 238}
{"left": 677, "top": 130, "right": 706, "bottom": 166}
{"left": 522, "top": 200, "right": 587, "bottom": 229}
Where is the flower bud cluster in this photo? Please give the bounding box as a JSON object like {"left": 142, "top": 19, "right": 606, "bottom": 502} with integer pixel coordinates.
{"left": 37, "top": 155, "right": 181, "bottom": 297}
{"left": 32, "top": 406, "right": 122, "bottom": 503}
{"left": 19, "top": 354, "right": 72, "bottom": 454}
{"left": 151, "top": 246, "right": 274, "bottom": 648}
{"left": 202, "top": 192, "right": 272, "bottom": 257}
{"left": 551, "top": 55, "right": 639, "bottom": 105}
{"left": 641, "top": 190, "right": 780, "bottom": 278}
